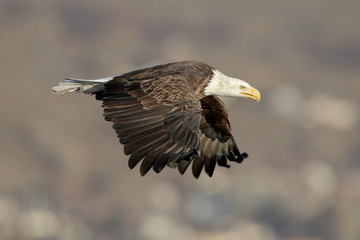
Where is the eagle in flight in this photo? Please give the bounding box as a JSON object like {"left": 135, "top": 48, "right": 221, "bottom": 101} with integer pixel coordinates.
{"left": 52, "top": 61, "right": 260, "bottom": 178}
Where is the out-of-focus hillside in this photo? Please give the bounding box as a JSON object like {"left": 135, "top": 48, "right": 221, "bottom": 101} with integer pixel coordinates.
{"left": 0, "top": 0, "right": 359, "bottom": 239}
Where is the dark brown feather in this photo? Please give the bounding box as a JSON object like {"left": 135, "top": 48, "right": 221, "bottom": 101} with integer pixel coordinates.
{"left": 140, "top": 153, "right": 158, "bottom": 176}
{"left": 97, "top": 62, "right": 213, "bottom": 175}
{"left": 182, "top": 96, "right": 248, "bottom": 177}
{"left": 119, "top": 125, "right": 165, "bottom": 144}
{"left": 204, "top": 155, "right": 217, "bottom": 177}
{"left": 93, "top": 61, "right": 247, "bottom": 177}
{"left": 123, "top": 132, "right": 168, "bottom": 155}
{"left": 128, "top": 150, "right": 148, "bottom": 169}
{"left": 167, "top": 154, "right": 182, "bottom": 168}
{"left": 192, "top": 156, "right": 204, "bottom": 179}
{"left": 153, "top": 153, "right": 171, "bottom": 173}
{"left": 178, "top": 160, "right": 191, "bottom": 174}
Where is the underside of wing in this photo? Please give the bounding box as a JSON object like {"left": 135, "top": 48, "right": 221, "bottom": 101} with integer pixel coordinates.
{"left": 177, "top": 96, "right": 248, "bottom": 178}
{"left": 96, "top": 75, "right": 202, "bottom": 176}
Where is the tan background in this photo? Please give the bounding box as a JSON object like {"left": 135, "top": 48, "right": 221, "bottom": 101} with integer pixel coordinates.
{"left": 1, "top": 0, "right": 359, "bottom": 239}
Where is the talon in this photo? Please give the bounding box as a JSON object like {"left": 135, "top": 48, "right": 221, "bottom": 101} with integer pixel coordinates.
{"left": 241, "top": 152, "right": 248, "bottom": 158}
{"left": 235, "top": 157, "right": 244, "bottom": 164}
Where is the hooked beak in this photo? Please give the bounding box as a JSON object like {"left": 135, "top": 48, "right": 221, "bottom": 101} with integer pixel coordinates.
{"left": 240, "top": 86, "right": 261, "bottom": 102}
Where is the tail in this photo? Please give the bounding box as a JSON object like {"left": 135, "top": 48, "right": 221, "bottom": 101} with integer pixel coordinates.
{"left": 52, "top": 77, "right": 114, "bottom": 95}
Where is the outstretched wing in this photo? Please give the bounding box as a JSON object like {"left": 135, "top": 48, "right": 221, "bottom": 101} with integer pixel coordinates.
{"left": 177, "top": 96, "right": 248, "bottom": 178}
{"left": 97, "top": 73, "right": 202, "bottom": 176}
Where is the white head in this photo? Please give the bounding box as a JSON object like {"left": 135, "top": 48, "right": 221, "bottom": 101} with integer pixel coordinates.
{"left": 204, "top": 70, "right": 261, "bottom": 102}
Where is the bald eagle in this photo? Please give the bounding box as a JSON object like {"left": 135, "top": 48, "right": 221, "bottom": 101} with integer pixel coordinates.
{"left": 52, "top": 61, "right": 260, "bottom": 178}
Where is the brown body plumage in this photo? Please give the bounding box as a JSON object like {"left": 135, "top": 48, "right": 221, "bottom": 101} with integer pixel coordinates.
{"left": 52, "top": 61, "right": 259, "bottom": 178}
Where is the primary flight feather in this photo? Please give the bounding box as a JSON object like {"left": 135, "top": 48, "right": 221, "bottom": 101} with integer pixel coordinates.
{"left": 52, "top": 61, "right": 260, "bottom": 178}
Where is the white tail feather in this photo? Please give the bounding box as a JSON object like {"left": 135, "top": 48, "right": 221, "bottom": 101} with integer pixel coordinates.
{"left": 52, "top": 77, "right": 113, "bottom": 95}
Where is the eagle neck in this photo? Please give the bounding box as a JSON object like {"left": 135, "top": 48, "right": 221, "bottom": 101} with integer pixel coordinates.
{"left": 193, "top": 65, "right": 215, "bottom": 100}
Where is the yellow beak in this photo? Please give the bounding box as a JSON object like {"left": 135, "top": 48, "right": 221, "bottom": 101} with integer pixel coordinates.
{"left": 240, "top": 86, "right": 261, "bottom": 102}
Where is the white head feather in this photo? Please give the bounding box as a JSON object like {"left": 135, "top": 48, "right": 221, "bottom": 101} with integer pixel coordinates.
{"left": 205, "top": 70, "right": 258, "bottom": 99}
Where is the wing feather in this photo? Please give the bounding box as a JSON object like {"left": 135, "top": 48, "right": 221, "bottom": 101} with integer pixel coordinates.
{"left": 119, "top": 125, "right": 165, "bottom": 144}
{"left": 192, "top": 156, "right": 204, "bottom": 178}
{"left": 93, "top": 63, "right": 246, "bottom": 178}
{"left": 123, "top": 131, "right": 168, "bottom": 154}
{"left": 140, "top": 153, "right": 158, "bottom": 176}
{"left": 204, "top": 155, "right": 217, "bottom": 177}
{"left": 178, "top": 160, "right": 191, "bottom": 174}
{"left": 98, "top": 72, "right": 202, "bottom": 175}
{"left": 183, "top": 96, "right": 248, "bottom": 178}
{"left": 115, "top": 121, "right": 164, "bottom": 138}
{"left": 153, "top": 153, "right": 171, "bottom": 173}
{"left": 128, "top": 150, "right": 147, "bottom": 169}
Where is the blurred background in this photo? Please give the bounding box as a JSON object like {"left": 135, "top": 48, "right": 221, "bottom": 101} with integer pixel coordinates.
{"left": 1, "top": 0, "right": 359, "bottom": 239}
